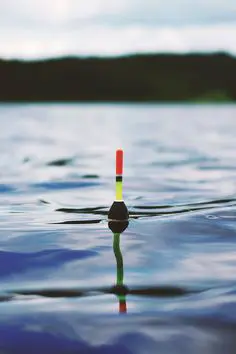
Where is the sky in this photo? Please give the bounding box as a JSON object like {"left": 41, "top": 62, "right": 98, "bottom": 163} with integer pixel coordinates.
{"left": 0, "top": 0, "right": 236, "bottom": 59}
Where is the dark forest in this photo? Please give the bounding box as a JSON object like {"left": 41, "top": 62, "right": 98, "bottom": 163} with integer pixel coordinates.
{"left": 0, "top": 53, "right": 235, "bottom": 102}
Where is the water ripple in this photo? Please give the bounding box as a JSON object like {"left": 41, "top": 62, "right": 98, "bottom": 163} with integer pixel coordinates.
{"left": 55, "top": 198, "right": 236, "bottom": 221}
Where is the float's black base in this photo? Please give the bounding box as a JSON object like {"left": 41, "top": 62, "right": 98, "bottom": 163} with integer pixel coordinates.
{"left": 108, "top": 201, "right": 129, "bottom": 222}
{"left": 108, "top": 220, "right": 129, "bottom": 233}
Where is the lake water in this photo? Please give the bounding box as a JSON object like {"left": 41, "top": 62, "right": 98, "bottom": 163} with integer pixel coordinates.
{"left": 0, "top": 103, "right": 236, "bottom": 353}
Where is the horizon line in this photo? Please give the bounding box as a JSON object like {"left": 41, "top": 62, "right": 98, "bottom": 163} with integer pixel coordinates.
{"left": 0, "top": 50, "right": 235, "bottom": 63}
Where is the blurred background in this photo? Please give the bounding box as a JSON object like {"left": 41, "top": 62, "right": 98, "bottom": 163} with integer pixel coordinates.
{"left": 0, "top": 1, "right": 236, "bottom": 354}
{"left": 1, "top": 0, "right": 236, "bottom": 58}
{"left": 0, "top": 0, "right": 236, "bottom": 101}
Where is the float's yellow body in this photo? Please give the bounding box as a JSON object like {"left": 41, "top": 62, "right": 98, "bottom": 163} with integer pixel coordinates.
{"left": 116, "top": 181, "right": 123, "bottom": 201}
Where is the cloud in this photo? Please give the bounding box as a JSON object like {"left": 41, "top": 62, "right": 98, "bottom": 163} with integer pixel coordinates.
{"left": 2, "top": 0, "right": 235, "bottom": 27}
{"left": 1, "top": 23, "right": 236, "bottom": 59}
{"left": 69, "top": 0, "right": 236, "bottom": 27}
{"left": 0, "top": 0, "right": 236, "bottom": 58}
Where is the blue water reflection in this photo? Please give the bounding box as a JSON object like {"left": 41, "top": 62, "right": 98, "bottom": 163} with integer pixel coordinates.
{"left": 0, "top": 103, "right": 236, "bottom": 353}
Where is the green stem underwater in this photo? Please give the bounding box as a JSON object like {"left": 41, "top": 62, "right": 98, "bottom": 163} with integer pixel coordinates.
{"left": 113, "top": 233, "right": 124, "bottom": 286}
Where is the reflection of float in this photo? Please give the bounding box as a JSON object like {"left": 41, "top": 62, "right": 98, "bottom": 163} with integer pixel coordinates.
{"left": 110, "top": 221, "right": 129, "bottom": 314}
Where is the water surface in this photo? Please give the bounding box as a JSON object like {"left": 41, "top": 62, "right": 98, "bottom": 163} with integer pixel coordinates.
{"left": 0, "top": 103, "right": 236, "bottom": 353}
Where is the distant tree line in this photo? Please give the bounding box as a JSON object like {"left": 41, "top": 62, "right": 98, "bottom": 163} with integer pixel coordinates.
{"left": 0, "top": 53, "right": 235, "bottom": 102}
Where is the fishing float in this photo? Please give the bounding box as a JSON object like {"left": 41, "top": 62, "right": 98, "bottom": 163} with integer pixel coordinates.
{"left": 108, "top": 149, "right": 129, "bottom": 229}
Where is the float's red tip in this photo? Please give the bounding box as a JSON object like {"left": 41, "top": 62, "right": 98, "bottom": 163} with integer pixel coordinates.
{"left": 116, "top": 149, "right": 123, "bottom": 175}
